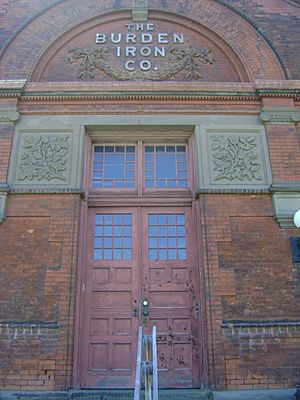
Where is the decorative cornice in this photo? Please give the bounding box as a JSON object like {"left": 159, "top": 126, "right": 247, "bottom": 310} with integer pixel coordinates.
{"left": 260, "top": 107, "right": 300, "bottom": 124}
{"left": 0, "top": 108, "right": 20, "bottom": 123}
{"left": 0, "top": 79, "right": 27, "bottom": 99}
{"left": 270, "top": 182, "right": 300, "bottom": 192}
{"left": 195, "top": 188, "right": 270, "bottom": 196}
{"left": 15, "top": 80, "right": 300, "bottom": 103}
{"left": 20, "top": 91, "right": 258, "bottom": 102}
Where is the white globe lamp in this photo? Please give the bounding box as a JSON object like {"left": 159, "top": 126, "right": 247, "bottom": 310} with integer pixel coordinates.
{"left": 293, "top": 210, "right": 300, "bottom": 229}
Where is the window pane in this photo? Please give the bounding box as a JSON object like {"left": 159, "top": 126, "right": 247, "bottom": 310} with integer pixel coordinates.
{"left": 144, "top": 145, "right": 188, "bottom": 188}
{"left": 94, "top": 213, "right": 132, "bottom": 260}
{"left": 148, "top": 213, "right": 187, "bottom": 260}
{"left": 92, "top": 145, "right": 136, "bottom": 189}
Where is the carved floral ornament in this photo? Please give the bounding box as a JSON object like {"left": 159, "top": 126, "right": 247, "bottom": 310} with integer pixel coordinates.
{"left": 17, "top": 135, "right": 70, "bottom": 182}
{"left": 210, "top": 135, "right": 262, "bottom": 182}
{"left": 66, "top": 45, "right": 214, "bottom": 81}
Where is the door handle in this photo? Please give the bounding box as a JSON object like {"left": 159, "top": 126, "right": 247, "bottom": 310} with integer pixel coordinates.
{"left": 142, "top": 298, "right": 149, "bottom": 316}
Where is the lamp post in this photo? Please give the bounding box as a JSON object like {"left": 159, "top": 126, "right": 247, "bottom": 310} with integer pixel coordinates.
{"left": 293, "top": 210, "right": 300, "bottom": 229}
{"left": 293, "top": 212, "right": 300, "bottom": 400}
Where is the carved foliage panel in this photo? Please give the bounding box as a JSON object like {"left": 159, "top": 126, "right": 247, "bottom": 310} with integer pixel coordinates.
{"left": 196, "top": 126, "right": 272, "bottom": 190}
{"left": 10, "top": 128, "right": 84, "bottom": 190}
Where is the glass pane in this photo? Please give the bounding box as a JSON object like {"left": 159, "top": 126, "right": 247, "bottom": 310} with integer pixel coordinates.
{"left": 124, "top": 249, "right": 132, "bottom": 260}
{"left": 148, "top": 213, "right": 187, "bottom": 260}
{"left": 149, "top": 249, "right": 157, "bottom": 260}
{"left": 114, "top": 249, "right": 122, "bottom": 260}
{"left": 114, "top": 237, "right": 122, "bottom": 247}
{"left": 94, "top": 213, "right": 132, "bottom": 260}
{"left": 92, "top": 145, "right": 136, "bottom": 189}
{"left": 144, "top": 145, "right": 188, "bottom": 189}
{"left": 94, "top": 249, "right": 103, "bottom": 260}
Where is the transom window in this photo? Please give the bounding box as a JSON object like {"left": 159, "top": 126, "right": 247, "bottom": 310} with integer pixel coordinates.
{"left": 91, "top": 142, "right": 189, "bottom": 190}
{"left": 92, "top": 145, "right": 135, "bottom": 189}
{"left": 145, "top": 145, "right": 188, "bottom": 188}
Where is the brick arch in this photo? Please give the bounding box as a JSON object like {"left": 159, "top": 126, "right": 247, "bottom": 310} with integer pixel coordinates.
{"left": 29, "top": 10, "right": 250, "bottom": 83}
{"left": 0, "top": 0, "right": 286, "bottom": 81}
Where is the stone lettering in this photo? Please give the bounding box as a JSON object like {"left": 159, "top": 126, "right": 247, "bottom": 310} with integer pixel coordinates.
{"left": 111, "top": 33, "right": 122, "bottom": 43}
{"left": 126, "top": 33, "right": 137, "bottom": 43}
{"left": 158, "top": 33, "right": 168, "bottom": 44}
{"left": 154, "top": 47, "right": 165, "bottom": 57}
{"left": 173, "top": 33, "right": 184, "bottom": 44}
{"left": 140, "top": 47, "right": 152, "bottom": 56}
{"left": 126, "top": 47, "right": 137, "bottom": 57}
{"left": 96, "top": 33, "right": 107, "bottom": 44}
{"left": 125, "top": 60, "right": 135, "bottom": 71}
{"left": 141, "top": 33, "right": 152, "bottom": 43}
{"left": 140, "top": 60, "right": 151, "bottom": 70}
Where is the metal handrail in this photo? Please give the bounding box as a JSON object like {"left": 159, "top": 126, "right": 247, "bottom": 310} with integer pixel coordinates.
{"left": 133, "top": 325, "right": 158, "bottom": 400}
{"left": 134, "top": 326, "right": 143, "bottom": 400}
{"left": 152, "top": 326, "right": 158, "bottom": 400}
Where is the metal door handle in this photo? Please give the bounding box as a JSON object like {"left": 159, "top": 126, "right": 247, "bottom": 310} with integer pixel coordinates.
{"left": 142, "top": 298, "right": 149, "bottom": 316}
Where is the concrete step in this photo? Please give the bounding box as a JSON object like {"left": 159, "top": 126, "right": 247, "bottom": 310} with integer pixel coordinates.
{"left": 0, "top": 389, "right": 212, "bottom": 400}
{"left": 69, "top": 389, "right": 212, "bottom": 400}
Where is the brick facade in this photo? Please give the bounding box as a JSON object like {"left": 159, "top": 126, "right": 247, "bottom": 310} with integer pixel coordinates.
{"left": 0, "top": 0, "right": 299, "bottom": 395}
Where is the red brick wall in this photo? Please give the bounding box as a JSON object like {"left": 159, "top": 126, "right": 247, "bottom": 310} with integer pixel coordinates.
{"left": 0, "top": 0, "right": 299, "bottom": 79}
{"left": 199, "top": 194, "right": 300, "bottom": 390}
{"left": 0, "top": 194, "right": 81, "bottom": 390}
{"left": 0, "top": 124, "right": 14, "bottom": 182}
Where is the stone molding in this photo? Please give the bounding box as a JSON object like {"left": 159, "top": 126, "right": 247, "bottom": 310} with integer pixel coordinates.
{"left": 0, "top": 108, "right": 20, "bottom": 123}
{"left": 271, "top": 186, "right": 300, "bottom": 228}
{"left": 260, "top": 107, "right": 300, "bottom": 125}
{"left": 0, "top": 183, "right": 9, "bottom": 223}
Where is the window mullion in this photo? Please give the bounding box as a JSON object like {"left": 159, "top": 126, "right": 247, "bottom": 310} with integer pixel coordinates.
{"left": 137, "top": 140, "right": 143, "bottom": 196}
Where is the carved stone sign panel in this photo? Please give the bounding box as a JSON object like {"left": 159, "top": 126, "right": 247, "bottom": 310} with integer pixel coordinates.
{"left": 195, "top": 126, "right": 272, "bottom": 190}
{"left": 9, "top": 127, "right": 85, "bottom": 191}
{"left": 34, "top": 14, "right": 246, "bottom": 82}
{"left": 17, "top": 135, "right": 70, "bottom": 182}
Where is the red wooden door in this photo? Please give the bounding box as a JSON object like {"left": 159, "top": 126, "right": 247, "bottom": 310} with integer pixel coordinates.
{"left": 80, "top": 208, "right": 139, "bottom": 388}
{"left": 79, "top": 206, "right": 200, "bottom": 388}
{"left": 141, "top": 207, "right": 200, "bottom": 388}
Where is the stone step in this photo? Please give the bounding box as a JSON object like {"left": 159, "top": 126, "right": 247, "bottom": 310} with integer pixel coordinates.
{"left": 69, "top": 389, "right": 212, "bottom": 400}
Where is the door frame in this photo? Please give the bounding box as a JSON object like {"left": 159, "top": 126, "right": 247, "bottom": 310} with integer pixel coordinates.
{"left": 72, "top": 130, "right": 209, "bottom": 389}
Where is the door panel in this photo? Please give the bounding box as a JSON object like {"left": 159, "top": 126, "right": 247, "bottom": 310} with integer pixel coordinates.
{"left": 142, "top": 208, "right": 199, "bottom": 388}
{"left": 80, "top": 208, "right": 139, "bottom": 388}
{"left": 80, "top": 207, "right": 199, "bottom": 388}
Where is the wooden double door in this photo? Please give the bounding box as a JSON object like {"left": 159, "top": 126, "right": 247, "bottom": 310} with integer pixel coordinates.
{"left": 79, "top": 206, "right": 200, "bottom": 388}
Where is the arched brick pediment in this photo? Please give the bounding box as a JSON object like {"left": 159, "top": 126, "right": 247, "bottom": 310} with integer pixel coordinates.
{"left": 0, "top": 0, "right": 286, "bottom": 83}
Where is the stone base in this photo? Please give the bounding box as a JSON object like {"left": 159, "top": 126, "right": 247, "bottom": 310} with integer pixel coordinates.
{"left": 0, "top": 388, "right": 295, "bottom": 400}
